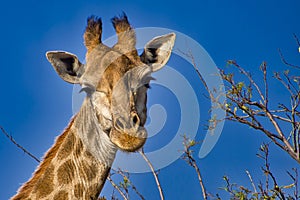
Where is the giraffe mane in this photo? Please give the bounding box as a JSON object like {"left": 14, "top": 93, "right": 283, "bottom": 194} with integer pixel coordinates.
{"left": 12, "top": 117, "right": 75, "bottom": 199}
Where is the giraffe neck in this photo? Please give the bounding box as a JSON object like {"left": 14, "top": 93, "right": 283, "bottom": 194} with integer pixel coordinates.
{"left": 74, "top": 98, "right": 117, "bottom": 166}
{"left": 11, "top": 99, "right": 117, "bottom": 200}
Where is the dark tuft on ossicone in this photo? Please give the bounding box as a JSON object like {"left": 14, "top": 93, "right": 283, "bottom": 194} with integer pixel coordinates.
{"left": 84, "top": 16, "right": 102, "bottom": 51}
{"left": 111, "top": 12, "right": 131, "bottom": 34}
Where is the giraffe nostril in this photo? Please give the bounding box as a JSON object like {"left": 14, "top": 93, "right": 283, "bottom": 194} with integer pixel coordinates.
{"left": 132, "top": 113, "right": 140, "bottom": 127}
{"left": 114, "top": 114, "right": 140, "bottom": 132}
{"left": 115, "top": 118, "right": 125, "bottom": 131}
{"left": 133, "top": 115, "right": 138, "bottom": 124}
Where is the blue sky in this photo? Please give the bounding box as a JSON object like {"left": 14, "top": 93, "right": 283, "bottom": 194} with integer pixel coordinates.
{"left": 1, "top": 0, "right": 300, "bottom": 199}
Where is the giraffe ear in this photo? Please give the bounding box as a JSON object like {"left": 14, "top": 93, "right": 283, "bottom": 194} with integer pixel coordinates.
{"left": 46, "top": 51, "right": 84, "bottom": 84}
{"left": 140, "top": 33, "right": 176, "bottom": 72}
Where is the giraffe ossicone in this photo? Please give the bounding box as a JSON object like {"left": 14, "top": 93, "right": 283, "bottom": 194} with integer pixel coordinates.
{"left": 11, "top": 13, "right": 175, "bottom": 200}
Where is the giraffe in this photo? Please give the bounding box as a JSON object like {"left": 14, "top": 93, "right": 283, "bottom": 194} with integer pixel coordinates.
{"left": 11, "top": 14, "right": 175, "bottom": 200}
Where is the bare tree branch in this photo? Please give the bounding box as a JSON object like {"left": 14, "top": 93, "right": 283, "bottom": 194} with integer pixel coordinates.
{"left": 181, "top": 135, "right": 208, "bottom": 200}
{"left": 107, "top": 174, "right": 129, "bottom": 200}
{"left": 278, "top": 48, "right": 300, "bottom": 70}
{"left": 293, "top": 33, "right": 300, "bottom": 49}
{"left": 218, "top": 60, "right": 300, "bottom": 163}
{"left": 220, "top": 143, "right": 298, "bottom": 199}
{"left": 0, "top": 126, "right": 40, "bottom": 163}
{"left": 246, "top": 170, "right": 257, "bottom": 195}
{"left": 115, "top": 169, "right": 145, "bottom": 200}
{"left": 139, "top": 149, "right": 165, "bottom": 200}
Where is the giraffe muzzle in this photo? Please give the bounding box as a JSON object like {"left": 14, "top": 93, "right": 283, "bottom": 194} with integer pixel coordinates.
{"left": 110, "top": 115, "right": 147, "bottom": 152}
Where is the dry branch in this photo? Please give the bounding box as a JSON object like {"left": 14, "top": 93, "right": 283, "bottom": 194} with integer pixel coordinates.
{"left": 0, "top": 126, "right": 40, "bottom": 163}
{"left": 139, "top": 149, "right": 165, "bottom": 200}
{"left": 181, "top": 135, "right": 208, "bottom": 200}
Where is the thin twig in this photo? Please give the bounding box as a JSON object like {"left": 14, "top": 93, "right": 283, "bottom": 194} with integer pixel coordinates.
{"left": 293, "top": 168, "right": 299, "bottom": 199}
{"left": 191, "top": 158, "right": 208, "bottom": 200}
{"left": 229, "top": 60, "right": 266, "bottom": 103}
{"left": 114, "top": 169, "right": 145, "bottom": 200}
{"left": 107, "top": 174, "right": 129, "bottom": 200}
{"left": 181, "top": 136, "right": 208, "bottom": 200}
{"left": 260, "top": 144, "right": 286, "bottom": 200}
{"left": 246, "top": 170, "right": 257, "bottom": 194}
{"left": 293, "top": 33, "right": 300, "bottom": 48}
{"left": 178, "top": 49, "right": 215, "bottom": 101}
{"left": 0, "top": 126, "right": 40, "bottom": 163}
{"left": 130, "top": 182, "right": 145, "bottom": 200}
{"left": 139, "top": 149, "right": 164, "bottom": 200}
{"left": 278, "top": 48, "right": 300, "bottom": 70}
{"left": 261, "top": 62, "right": 269, "bottom": 107}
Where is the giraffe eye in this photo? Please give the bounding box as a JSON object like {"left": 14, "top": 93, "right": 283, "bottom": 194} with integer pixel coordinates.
{"left": 144, "top": 83, "right": 150, "bottom": 89}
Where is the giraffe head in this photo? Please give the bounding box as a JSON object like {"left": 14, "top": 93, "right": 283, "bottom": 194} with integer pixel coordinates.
{"left": 46, "top": 14, "right": 175, "bottom": 152}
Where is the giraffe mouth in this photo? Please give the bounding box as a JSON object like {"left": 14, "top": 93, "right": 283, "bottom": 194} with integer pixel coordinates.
{"left": 109, "top": 126, "right": 147, "bottom": 152}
